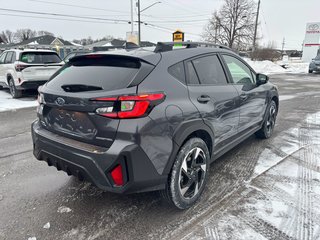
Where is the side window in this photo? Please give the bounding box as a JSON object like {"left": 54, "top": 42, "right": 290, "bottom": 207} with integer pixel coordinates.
{"left": 222, "top": 55, "right": 255, "bottom": 84}
{"left": 168, "top": 62, "right": 185, "bottom": 84}
{"left": 186, "top": 61, "right": 200, "bottom": 85}
{"left": 0, "top": 52, "right": 7, "bottom": 64}
{"left": 4, "top": 52, "right": 13, "bottom": 64}
{"left": 192, "top": 55, "right": 228, "bottom": 85}
{"left": 11, "top": 52, "right": 16, "bottom": 63}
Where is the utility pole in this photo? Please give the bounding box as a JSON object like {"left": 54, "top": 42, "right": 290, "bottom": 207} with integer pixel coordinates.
{"left": 252, "top": 0, "right": 260, "bottom": 52}
{"left": 137, "top": 1, "right": 161, "bottom": 46}
{"left": 130, "top": 0, "right": 134, "bottom": 33}
{"left": 137, "top": 0, "right": 141, "bottom": 46}
{"left": 281, "top": 37, "right": 285, "bottom": 55}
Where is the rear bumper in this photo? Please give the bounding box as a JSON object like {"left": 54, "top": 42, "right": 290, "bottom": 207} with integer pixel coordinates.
{"left": 17, "top": 81, "right": 47, "bottom": 90}
{"left": 31, "top": 120, "right": 167, "bottom": 194}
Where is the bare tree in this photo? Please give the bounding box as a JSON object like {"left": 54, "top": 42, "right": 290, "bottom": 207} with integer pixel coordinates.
{"left": 16, "top": 29, "right": 37, "bottom": 42}
{"left": 0, "top": 30, "right": 16, "bottom": 44}
{"left": 203, "top": 0, "right": 257, "bottom": 50}
{"left": 37, "top": 30, "right": 55, "bottom": 37}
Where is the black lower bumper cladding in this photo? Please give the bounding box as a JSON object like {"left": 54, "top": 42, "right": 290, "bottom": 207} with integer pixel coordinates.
{"left": 31, "top": 120, "right": 167, "bottom": 194}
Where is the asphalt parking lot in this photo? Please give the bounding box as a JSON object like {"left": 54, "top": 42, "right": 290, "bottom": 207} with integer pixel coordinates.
{"left": 0, "top": 73, "right": 320, "bottom": 240}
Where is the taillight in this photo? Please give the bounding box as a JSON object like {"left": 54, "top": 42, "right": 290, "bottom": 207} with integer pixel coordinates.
{"left": 93, "top": 93, "right": 165, "bottom": 119}
{"left": 110, "top": 164, "right": 124, "bottom": 186}
{"left": 15, "top": 64, "right": 29, "bottom": 72}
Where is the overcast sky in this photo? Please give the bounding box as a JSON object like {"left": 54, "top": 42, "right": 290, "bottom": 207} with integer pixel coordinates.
{"left": 0, "top": 0, "right": 318, "bottom": 49}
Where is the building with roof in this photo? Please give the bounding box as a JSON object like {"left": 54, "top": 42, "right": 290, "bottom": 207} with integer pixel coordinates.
{"left": 0, "top": 35, "right": 85, "bottom": 58}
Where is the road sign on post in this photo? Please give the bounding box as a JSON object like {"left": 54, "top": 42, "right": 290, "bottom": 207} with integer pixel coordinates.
{"left": 173, "top": 30, "right": 184, "bottom": 46}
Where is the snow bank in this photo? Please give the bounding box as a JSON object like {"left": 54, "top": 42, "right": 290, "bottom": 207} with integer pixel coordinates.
{"left": 244, "top": 58, "right": 309, "bottom": 75}
{"left": 245, "top": 59, "right": 286, "bottom": 75}
{"left": 0, "top": 91, "right": 37, "bottom": 112}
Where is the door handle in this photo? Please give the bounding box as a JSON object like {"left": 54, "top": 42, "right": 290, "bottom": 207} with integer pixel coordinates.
{"left": 197, "top": 95, "right": 211, "bottom": 103}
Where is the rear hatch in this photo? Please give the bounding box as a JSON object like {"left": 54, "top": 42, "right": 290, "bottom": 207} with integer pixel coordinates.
{"left": 18, "top": 51, "right": 63, "bottom": 81}
{"left": 38, "top": 54, "right": 155, "bottom": 148}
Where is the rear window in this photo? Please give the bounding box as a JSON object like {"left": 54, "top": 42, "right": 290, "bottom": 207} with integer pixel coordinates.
{"left": 46, "top": 55, "right": 141, "bottom": 92}
{"left": 20, "top": 52, "right": 61, "bottom": 64}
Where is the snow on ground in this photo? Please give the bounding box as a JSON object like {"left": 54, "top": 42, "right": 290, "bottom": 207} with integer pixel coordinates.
{"left": 57, "top": 206, "right": 72, "bottom": 213}
{"left": 244, "top": 58, "right": 309, "bottom": 75}
{"left": 0, "top": 90, "right": 38, "bottom": 112}
{"left": 182, "top": 111, "right": 320, "bottom": 240}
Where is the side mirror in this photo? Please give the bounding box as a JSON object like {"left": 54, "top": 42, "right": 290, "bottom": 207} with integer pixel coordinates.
{"left": 256, "top": 73, "right": 269, "bottom": 85}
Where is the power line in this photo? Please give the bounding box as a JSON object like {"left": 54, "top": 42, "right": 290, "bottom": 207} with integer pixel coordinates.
{"left": 161, "top": 0, "right": 212, "bottom": 15}
{"left": 0, "top": 13, "right": 130, "bottom": 25}
{"left": 26, "top": 0, "right": 130, "bottom": 14}
{"left": 0, "top": 8, "right": 201, "bottom": 36}
{"left": 0, "top": 7, "right": 131, "bottom": 23}
{"left": 141, "top": 13, "right": 212, "bottom": 19}
{"left": 142, "top": 19, "right": 209, "bottom": 23}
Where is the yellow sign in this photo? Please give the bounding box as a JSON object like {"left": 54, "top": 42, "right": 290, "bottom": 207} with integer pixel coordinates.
{"left": 173, "top": 30, "right": 184, "bottom": 42}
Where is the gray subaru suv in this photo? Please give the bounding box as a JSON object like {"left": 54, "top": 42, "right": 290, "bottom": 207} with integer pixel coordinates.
{"left": 32, "top": 42, "right": 279, "bottom": 209}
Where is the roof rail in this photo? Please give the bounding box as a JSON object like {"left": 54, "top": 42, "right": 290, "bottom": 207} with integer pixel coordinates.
{"left": 93, "top": 42, "right": 140, "bottom": 52}
{"left": 154, "top": 41, "right": 232, "bottom": 53}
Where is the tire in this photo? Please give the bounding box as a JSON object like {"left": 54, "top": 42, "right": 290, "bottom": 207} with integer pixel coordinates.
{"left": 8, "top": 78, "right": 22, "bottom": 98}
{"left": 161, "top": 137, "right": 210, "bottom": 209}
{"left": 255, "top": 100, "right": 277, "bottom": 139}
{"left": 309, "top": 69, "right": 313, "bottom": 74}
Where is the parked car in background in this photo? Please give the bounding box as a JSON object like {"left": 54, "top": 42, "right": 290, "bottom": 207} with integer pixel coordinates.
{"left": 63, "top": 50, "right": 91, "bottom": 63}
{"left": 309, "top": 55, "right": 320, "bottom": 73}
{"left": 0, "top": 49, "right": 64, "bottom": 98}
{"left": 32, "top": 42, "right": 279, "bottom": 209}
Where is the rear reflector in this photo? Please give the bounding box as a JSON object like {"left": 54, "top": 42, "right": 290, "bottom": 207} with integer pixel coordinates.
{"left": 110, "top": 165, "right": 124, "bottom": 186}
{"left": 93, "top": 93, "right": 165, "bottom": 119}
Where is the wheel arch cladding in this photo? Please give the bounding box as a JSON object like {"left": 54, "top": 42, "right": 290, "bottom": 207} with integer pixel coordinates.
{"left": 7, "top": 74, "right": 13, "bottom": 83}
{"left": 163, "top": 119, "right": 214, "bottom": 175}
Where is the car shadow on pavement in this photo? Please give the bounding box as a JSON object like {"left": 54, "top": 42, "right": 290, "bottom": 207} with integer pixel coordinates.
{"left": 46, "top": 135, "right": 263, "bottom": 239}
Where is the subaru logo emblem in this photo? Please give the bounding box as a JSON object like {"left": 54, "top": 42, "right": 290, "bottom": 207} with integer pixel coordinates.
{"left": 55, "top": 97, "right": 65, "bottom": 106}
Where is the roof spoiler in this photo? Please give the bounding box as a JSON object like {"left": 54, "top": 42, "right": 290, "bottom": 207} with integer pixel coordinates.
{"left": 93, "top": 42, "right": 140, "bottom": 52}
{"left": 154, "top": 42, "right": 232, "bottom": 53}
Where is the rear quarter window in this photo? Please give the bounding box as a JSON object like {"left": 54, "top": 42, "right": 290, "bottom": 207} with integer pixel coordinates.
{"left": 168, "top": 62, "right": 186, "bottom": 84}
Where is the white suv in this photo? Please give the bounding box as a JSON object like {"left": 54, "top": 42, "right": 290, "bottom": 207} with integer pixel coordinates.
{"left": 0, "top": 49, "right": 64, "bottom": 98}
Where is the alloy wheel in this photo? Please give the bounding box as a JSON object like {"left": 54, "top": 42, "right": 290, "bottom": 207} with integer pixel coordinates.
{"left": 178, "top": 147, "right": 207, "bottom": 200}
{"left": 266, "top": 105, "right": 276, "bottom": 135}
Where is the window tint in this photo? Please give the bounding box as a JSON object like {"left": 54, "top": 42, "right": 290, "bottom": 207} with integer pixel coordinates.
{"left": 168, "top": 62, "right": 185, "bottom": 84}
{"left": 222, "top": 55, "right": 255, "bottom": 84}
{"left": 47, "top": 56, "right": 141, "bottom": 92}
{"left": 4, "top": 52, "right": 14, "bottom": 64}
{"left": 186, "top": 61, "right": 200, "bottom": 85}
{"left": 0, "top": 52, "right": 7, "bottom": 64}
{"left": 192, "top": 55, "right": 227, "bottom": 85}
{"left": 20, "top": 52, "right": 61, "bottom": 64}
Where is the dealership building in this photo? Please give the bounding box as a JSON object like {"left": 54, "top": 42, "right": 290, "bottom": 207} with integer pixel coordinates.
{"left": 302, "top": 22, "right": 320, "bottom": 62}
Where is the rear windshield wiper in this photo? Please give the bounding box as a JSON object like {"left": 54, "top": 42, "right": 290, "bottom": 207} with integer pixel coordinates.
{"left": 61, "top": 84, "right": 103, "bottom": 92}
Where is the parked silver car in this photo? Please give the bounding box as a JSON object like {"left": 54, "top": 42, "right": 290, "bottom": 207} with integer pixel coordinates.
{"left": 309, "top": 55, "right": 320, "bottom": 73}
